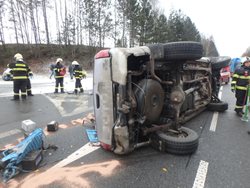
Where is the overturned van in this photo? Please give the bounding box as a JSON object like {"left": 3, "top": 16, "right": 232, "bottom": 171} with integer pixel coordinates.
{"left": 93, "top": 41, "right": 230, "bottom": 155}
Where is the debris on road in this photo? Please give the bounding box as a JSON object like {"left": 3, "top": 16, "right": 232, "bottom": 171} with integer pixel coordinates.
{"left": 47, "top": 121, "right": 59, "bottom": 132}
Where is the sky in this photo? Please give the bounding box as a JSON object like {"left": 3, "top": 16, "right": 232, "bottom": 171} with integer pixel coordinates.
{"left": 159, "top": 0, "right": 250, "bottom": 57}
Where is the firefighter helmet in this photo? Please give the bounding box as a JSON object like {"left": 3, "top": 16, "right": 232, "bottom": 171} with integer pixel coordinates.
{"left": 56, "top": 58, "right": 63, "bottom": 63}
{"left": 72, "top": 61, "right": 79, "bottom": 65}
{"left": 242, "top": 56, "right": 250, "bottom": 64}
{"left": 14, "top": 53, "right": 23, "bottom": 61}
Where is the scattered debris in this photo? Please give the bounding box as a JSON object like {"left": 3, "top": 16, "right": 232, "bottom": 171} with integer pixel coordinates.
{"left": 0, "top": 128, "right": 44, "bottom": 182}
{"left": 21, "top": 119, "right": 37, "bottom": 137}
{"left": 47, "top": 121, "right": 59, "bottom": 132}
{"left": 86, "top": 129, "right": 98, "bottom": 144}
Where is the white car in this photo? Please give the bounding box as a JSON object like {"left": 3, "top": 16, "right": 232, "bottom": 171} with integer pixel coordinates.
{"left": 2, "top": 68, "right": 13, "bottom": 81}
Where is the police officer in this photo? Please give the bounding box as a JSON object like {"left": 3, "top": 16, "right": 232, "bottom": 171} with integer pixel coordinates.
{"left": 231, "top": 57, "right": 250, "bottom": 117}
{"left": 8, "top": 53, "right": 30, "bottom": 100}
{"left": 72, "top": 61, "right": 85, "bottom": 94}
{"left": 54, "top": 58, "right": 66, "bottom": 93}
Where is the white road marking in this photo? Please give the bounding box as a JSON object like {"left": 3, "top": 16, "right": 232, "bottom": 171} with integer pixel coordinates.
{"left": 0, "top": 129, "right": 21, "bottom": 139}
{"left": 192, "top": 160, "right": 209, "bottom": 188}
{"left": 209, "top": 86, "right": 223, "bottom": 132}
{"left": 218, "top": 86, "right": 223, "bottom": 100}
{"left": 209, "top": 112, "right": 219, "bottom": 132}
{"left": 51, "top": 142, "right": 100, "bottom": 169}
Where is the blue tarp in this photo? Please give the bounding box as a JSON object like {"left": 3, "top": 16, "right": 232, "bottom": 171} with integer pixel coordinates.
{"left": 0, "top": 128, "right": 44, "bottom": 182}
{"left": 230, "top": 57, "right": 241, "bottom": 73}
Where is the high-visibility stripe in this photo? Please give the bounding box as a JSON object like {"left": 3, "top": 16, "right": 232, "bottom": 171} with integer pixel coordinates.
{"left": 13, "top": 76, "right": 28, "bottom": 79}
{"left": 231, "top": 81, "right": 236, "bottom": 84}
{"left": 12, "top": 68, "right": 28, "bottom": 71}
{"left": 16, "top": 64, "right": 26, "bottom": 67}
{"left": 233, "top": 74, "right": 239, "bottom": 78}
{"left": 21, "top": 92, "right": 27, "bottom": 95}
{"left": 27, "top": 89, "right": 31, "bottom": 91}
{"left": 236, "top": 86, "right": 247, "bottom": 90}
{"left": 235, "top": 105, "right": 243, "bottom": 108}
{"left": 238, "top": 75, "right": 250, "bottom": 79}
{"left": 14, "top": 93, "right": 19, "bottom": 96}
{"left": 55, "top": 76, "right": 64, "bottom": 78}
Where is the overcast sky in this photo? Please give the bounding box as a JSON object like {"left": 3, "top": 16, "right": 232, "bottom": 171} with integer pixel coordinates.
{"left": 159, "top": 0, "right": 250, "bottom": 57}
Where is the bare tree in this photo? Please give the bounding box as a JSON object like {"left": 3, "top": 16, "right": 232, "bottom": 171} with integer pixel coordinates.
{"left": 29, "top": 0, "right": 39, "bottom": 44}
{"left": 0, "top": 0, "right": 5, "bottom": 45}
{"left": 10, "top": 0, "right": 19, "bottom": 44}
{"left": 54, "top": 0, "right": 61, "bottom": 44}
{"left": 42, "top": 0, "right": 50, "bottom": 44}
{"left": 35, "top": 0, "right": 41, "bottom": 44}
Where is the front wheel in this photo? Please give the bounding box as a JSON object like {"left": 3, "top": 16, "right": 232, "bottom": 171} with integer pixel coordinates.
{"left": 150, "top": 127, "right": 199, "bottom": 155}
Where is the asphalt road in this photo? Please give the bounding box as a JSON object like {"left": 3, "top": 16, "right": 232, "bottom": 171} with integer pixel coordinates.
{"left": 1, "top": 79, "right": 250, "bottom": 188}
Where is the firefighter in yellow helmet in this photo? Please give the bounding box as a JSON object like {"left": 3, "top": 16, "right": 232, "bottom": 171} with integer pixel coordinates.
{"left": 8, "top": 53, "right": 31, "bottom": 100}
{"left": 231, "top": 57, "right": 250, "bottom": 117}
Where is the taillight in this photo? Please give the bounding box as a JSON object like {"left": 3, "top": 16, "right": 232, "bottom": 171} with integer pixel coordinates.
{"left": 95, "top": 50, "right": 110, "bottom": 59}
{"left": 100, "top": 142, "right": 112, "bottom": 151}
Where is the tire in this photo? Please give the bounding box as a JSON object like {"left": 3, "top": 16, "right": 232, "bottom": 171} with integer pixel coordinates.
{"left": 211, "top": 56, "right": 231, "bottom": 70}
{"left": 207, "top": 102, "right": 228, "bottom": 112}
{"left": 163, "top": 41, "right": 203, "bottom": 61}
{"left": 147, "top": 44, "right": 164, "bottom": 60}
{"left": 150, "top": 127, "right": 199, "bottom": 155}
{"left": 134, "top": 79, "right": 164, "bottom": 123}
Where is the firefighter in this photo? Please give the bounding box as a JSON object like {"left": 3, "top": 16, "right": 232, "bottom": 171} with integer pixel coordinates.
{"left": 231, "top": 57, "right": 250, "bottom": 117}
{"left": 54, "top": 58, "right": 66, "bottom": 93}
{"left": 72, "top": 61, "right": 85, "bottom": 94}
{"left": 8, "top": 53, "right": 30, "bottom": 100}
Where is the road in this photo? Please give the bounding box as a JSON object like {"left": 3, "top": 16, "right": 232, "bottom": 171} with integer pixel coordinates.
{"left": 0, "top": 76, "right": 250, "bottom": 188}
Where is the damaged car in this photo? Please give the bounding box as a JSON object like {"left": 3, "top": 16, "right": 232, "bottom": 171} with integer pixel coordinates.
{"left": 93, "top": 41, "right": 230, "bottom": 155}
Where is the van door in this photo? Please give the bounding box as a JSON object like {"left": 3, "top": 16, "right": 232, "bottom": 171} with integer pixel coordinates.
{"left": 93, "top": 56, "right": 114, "bottom": 148}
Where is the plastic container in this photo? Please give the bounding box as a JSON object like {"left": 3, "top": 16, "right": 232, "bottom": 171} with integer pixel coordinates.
{"left": 86, "top": 129, "right": 98, "bottom": 143}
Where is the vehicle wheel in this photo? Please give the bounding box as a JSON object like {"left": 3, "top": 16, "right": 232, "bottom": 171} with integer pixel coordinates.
{"left": 207, "top": 102, "right": 228, "bottom": 112}
{"left": 134, "top": 79, "right": 164, "bottom": 123}
{"left": 163, "top": 41, "right": 203, "bottom": 61}
{"left": 150, "top": 127, "right": 199, "bottom": 155}
{"left": 147, "top": 44, "right": 164, "bottom": 60}
{"left": 211, "top": 56, "right": 231, "bottom": 70}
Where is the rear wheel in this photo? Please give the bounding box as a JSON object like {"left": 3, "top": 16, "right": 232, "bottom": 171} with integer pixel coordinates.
{"left": 164, "top": 41, "right": 203, "bottom": 61}
{"left": 150, "top": 127, "right": 199, "bottom": 155}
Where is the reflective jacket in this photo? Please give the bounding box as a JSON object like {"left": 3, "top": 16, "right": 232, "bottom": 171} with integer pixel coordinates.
{"left": 8, "top": 60, "right": 29, "bottom": 80}
{"left": 231, "top": 65, "right": 250, "bottom": 91}
{"left": 73, "top": 65, "right": 84, "bottom": 79}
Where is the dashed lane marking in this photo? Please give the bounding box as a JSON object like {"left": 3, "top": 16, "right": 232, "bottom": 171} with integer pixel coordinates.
{"left": 192, "top": 160, "right": 209, "bottom": 188}
{"left": 209, "top": 86, "right": 223, "bottom": 132}
{"left": 0, "top": 129, "right": 21, "bottom": 139}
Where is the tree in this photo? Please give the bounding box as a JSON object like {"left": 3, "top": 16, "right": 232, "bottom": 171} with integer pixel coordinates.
{"left": 9, "top": 0, "right": 19, "bottom": 44}
{"left": 167, "top": 9, "right": 201, "bottom": 43}
{"left": 42, "top": 0, "right": 50, "bottom": 44}
{"left": 0, "top": 0, "right": 5, "bottom": 45}
{"left": 182, "top": 16, "right": 200, "bottom": 42}
{"left": 201, "top": 35, "right": 219, "bottom": 56}
{"left": 153, "top": 13, "right": 168, "bottom": 43}
{"left": 29, "top": 0, "right": 39, "bottom": 44}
